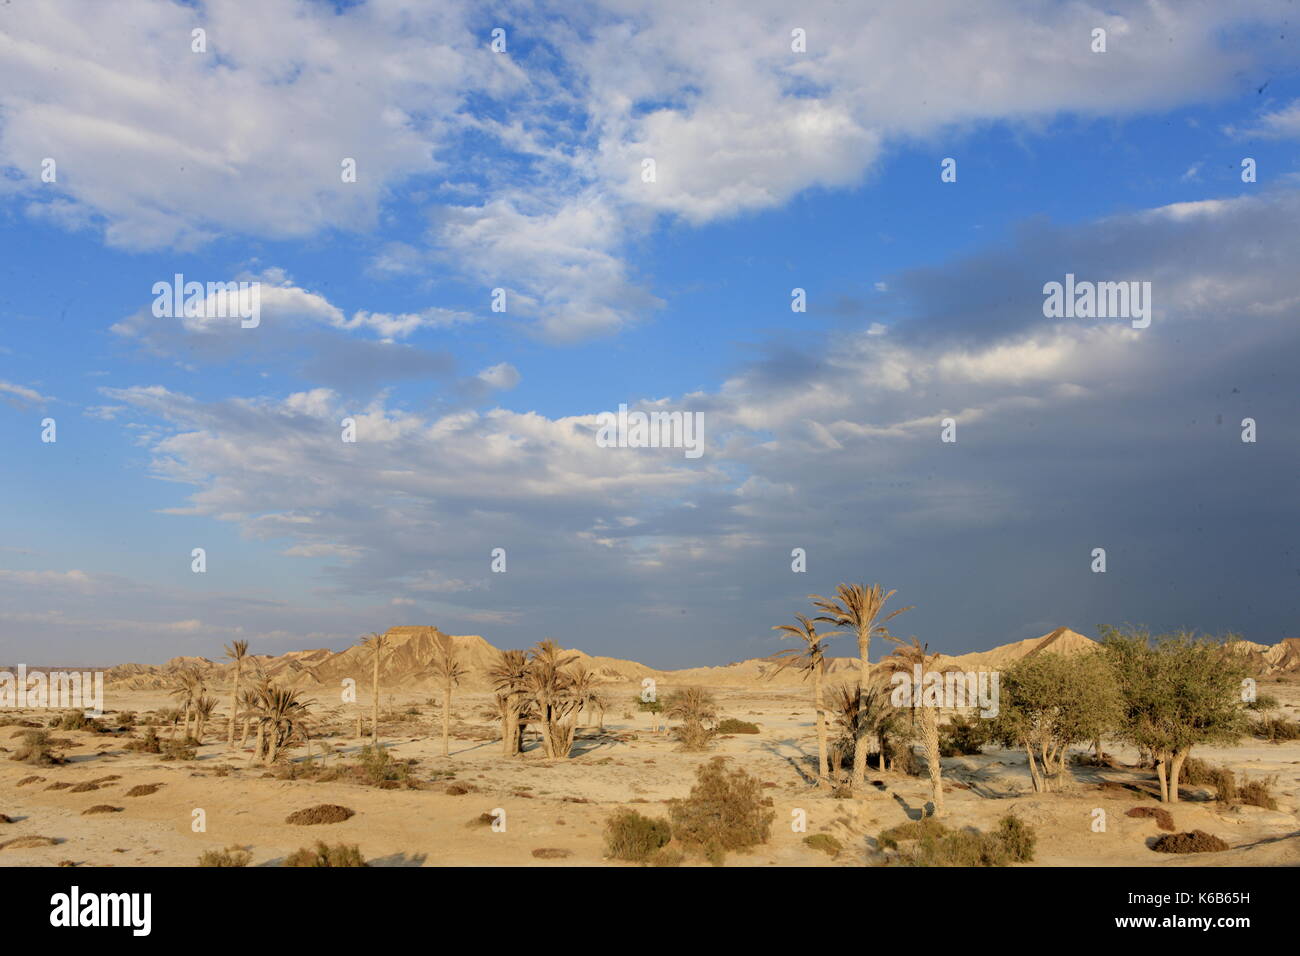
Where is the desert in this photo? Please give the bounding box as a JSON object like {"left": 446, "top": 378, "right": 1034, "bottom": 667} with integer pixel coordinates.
{"left": 2, "top": 619, "right": 1297, "bottom": 868}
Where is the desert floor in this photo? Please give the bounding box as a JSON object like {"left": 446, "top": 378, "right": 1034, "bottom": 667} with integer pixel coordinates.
{"left": 2, "top": 682, "right": 1298, "bottom": 867}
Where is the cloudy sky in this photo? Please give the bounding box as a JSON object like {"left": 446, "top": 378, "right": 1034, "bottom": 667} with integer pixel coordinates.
{"left": 2, "top": 0, "right": 1299, "bottom": 667}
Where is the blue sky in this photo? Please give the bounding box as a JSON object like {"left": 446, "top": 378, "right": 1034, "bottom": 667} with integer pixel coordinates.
{"left": 2, "top": 1, "right": 1300, "bottom": 667}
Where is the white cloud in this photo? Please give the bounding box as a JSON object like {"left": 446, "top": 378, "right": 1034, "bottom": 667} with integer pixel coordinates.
{"left": 477, "top": 362, "right": 521, "bottom": 390}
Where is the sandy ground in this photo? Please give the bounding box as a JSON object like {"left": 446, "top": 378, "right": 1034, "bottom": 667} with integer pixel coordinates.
{"left": 2, "top": 682, "right": 1298, "bottom": 867}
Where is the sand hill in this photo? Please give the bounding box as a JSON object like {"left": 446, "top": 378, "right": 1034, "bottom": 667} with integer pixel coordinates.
{"left": 94, "top": 625, "right": 1300, "bottom": 694}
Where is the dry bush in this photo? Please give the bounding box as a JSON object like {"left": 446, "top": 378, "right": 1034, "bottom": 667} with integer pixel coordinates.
{"left": 69, "top": 782, "right": 100, "bottom": 793}
{"left": 1249, "top": 714, "right": 1300, "bottom": 742}
{"left": 466, "top": 812, "right": 497, "bottom": 828}
{"left": 1178, "top": 756, "right": 1215, "bottom": 786}
{"left": 81, "top": 805, "right": 123, "bottom": 815}
{"left": 1238, "top": 776, "right": 1279, "bottom": 810}
{"left": 648, "top": 845, "right": 685, "bottom": 867}
{"left": 284, "top": 841, "right": 366, "bottom": 867}
{"left": 1126, "top": 806, "right": 1175, "bottom": 831}
{"left": 878, "top": 814, "right": 1035, "bottom": 866}
{"left": 199, "top": 846, "right": 252, "bottom": 867}
{"left": 0, "top": 814, "right": 11, "bottom": 823}
{"left": 125, "top": 783, "right": 164, "bottom": 797}
{"left": 1151, "top": 830, "right": 1229, "bottom": 854}
{"left": 667, "top": 758, "right": 774, "bottom": 863}
{"left": 160, "top": 738, "right": 196, "bottom": 761}
{"left": 803, "top": 833, "right": 842, "bottom": 856}
{"left": 45, "top": 782, "right": 72, "bottom": 791}
{"left": 10, "top": 731, "right": 65, "bottom": 766}
{"left": 16, "top": 776, "right": 44, "bottom": 787}
{"left": 126, "top": 727, "right": 162, "bottom": 754}
{"left": 715, "top": 718, "right": 760, "bottom": 734}
{"left": 604, "top": 808, "right": 672, "bottom": 862}
{"left": 285, "top": 804, "right": 355, "bottom": 825}
{"left": 674, "top": 721, "right": 715, "bottom": 752}
{"left": 53, "top": 711, "right": 103, "bottom": 732}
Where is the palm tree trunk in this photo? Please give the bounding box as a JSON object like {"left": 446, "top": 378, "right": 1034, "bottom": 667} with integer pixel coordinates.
{"left": 371, "top": 653, "right": 380, "bottom": 746}
{"left": 921, "top": 704, "right": 945, "bottom": 816}
{"left": 253, "top": 723, "right": 265, "bottom": 766}
{"left": 852, "top": 630, "right": 870, "bottom": 790}
{"left": 441, "top": 677, "right": 451, "bottom": 757}
{"left": 813, "top": 669, "right": 830, "bottom": 791}
{"left": 227, "top": 666, "right": 241, "bottom": 746}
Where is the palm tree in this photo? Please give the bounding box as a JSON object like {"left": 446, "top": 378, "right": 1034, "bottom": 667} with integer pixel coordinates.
{"left": 811, "top": 583, "right": 913, "bottom": 791}
{"left": 488, "top": 649, "right": 530, "bottom": 756}
{"left": 429, "top": 633, "right": 468, "bottom": 757}
{"left": 247, "top": 682, "right": 313, "bottom": 766}
{"left": 827, "top": 682, "right": 893, "bottom": 781}
{"left": 169, "top": 667, "right": 204, "bottom": 741}
{"left": 223, "top": 639, "right": 250, "bottom": 746}
{"left": 359, "top": 632, "right": 388, "bottom": 746}
{"left": 766, "top": 614, "right": 840, "bottom": 791}
{"left": 526, "top": 639, "right": 580, "bottom": 759}
{"left": 878, "top": 637, "right": 949, "bottom": 818}
{"left": 192, "top": 694, "right": 218, "bottom": 742}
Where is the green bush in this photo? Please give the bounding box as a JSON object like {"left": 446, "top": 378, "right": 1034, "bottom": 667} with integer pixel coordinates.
{"left": 939, "top": 713, "right": 991, "bottom": 756}
{"left": 668, "top": 759, "right": 774, "bottom": 863}
{"left": 604, "top": 808, "right": 671, "bottom": 862}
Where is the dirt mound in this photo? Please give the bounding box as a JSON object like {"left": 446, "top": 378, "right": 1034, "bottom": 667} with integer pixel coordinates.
{"left": 1126, "top": 806, "right": 1175, "bottom": 831}
{"left": 1151, "top": 830, "right": 1229, "bottom": 854}
{"left": 285, "top": 804, "right": 355, "bottom": 825}
{"left": 81, "top": 805, "right": 123, "bottom": 815}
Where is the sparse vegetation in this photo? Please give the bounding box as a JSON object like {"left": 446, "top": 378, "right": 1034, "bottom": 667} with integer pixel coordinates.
{"left": 283, "top": 841, "right": 367, "bottom": 867}
{"left": 10, "top": 730, "right": 65, "bottom": 766}
{"left": 803, "top": 833, "right": 842, "bottom": 855}
{"left": 199, "top": 845, "right": 252, "bottom": 867}
{"left": 878, "top": 814, "right": 1036, "bottom": 866}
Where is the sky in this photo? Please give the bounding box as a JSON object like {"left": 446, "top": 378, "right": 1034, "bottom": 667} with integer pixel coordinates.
{"left": 2, "top": 0, "right": 1299, "bottom": 668}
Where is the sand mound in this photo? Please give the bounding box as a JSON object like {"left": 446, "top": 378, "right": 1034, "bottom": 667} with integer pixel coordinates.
{"left": 0, "top": 835, "right": 58, "bottom": 850}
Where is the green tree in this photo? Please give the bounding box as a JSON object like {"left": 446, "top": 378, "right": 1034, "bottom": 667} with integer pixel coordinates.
{"left": 1101, "top": 627, "right": 1249, "bottom": 803}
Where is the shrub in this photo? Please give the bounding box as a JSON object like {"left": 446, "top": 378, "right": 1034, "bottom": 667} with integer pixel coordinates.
{"left": 126, "top": 727, "right": 162, "bottom": 754}
{"left": 352, "top": 745, "right": 412, "bottom": 788}
{"left": 715, "top": 718, "right": 760, "bottom": 734}
{"left": 803, "top": 833, "right": 842, "bottom": 856}
{"left": 10, "top": 731, "right": 65, "bottom": 766}
{"left": 668, "top": 759, "right": 774, "bottom": 863}
{"left": 1238, "top": 776, "right": 1279, "bottom": 811}
{"left": 285, "top": 804, "right": 355, "bottom": 825}
{"left": 80, "top": 805, "right": 122, "bottom": 815}
{"left": 878, "top": 814, "right": 1036, "bottom": 866}
{"left": 674, "top": 721, "right": 715, "bottom": 752}
{"left": 1249, "top": 714, "right": 1300, "bottom": 742}
{"left": 53, "top": 711, "right": 101, "bottom": 732}
{"left": 996, "top": 815, "right": 1037, "bottom": 862}
{"left": 125, "top": 783, "right": 164, "bottom": 797}
{"left": 199, "top": 845, "right": 252, "bottom": 867}
{"left": 1179, "top": 756, "right": 1215, "bottom": 786}
{"left": 284, "top": 841, "right": 367, "bottom": 867}
{"left": 647, "top": 845, "right": 685, "bottom": 867}
{"left": 1151, "top": 830, "right": 1229, "bottom": 854}
{"left": 160, "top": 738, "right": 196, "bottom": 761}
{"left": 604, "top": 808, "right": 671, "bottom": 862}
{"left": 940, "top": 713, "right": 991, "bottom": 756}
